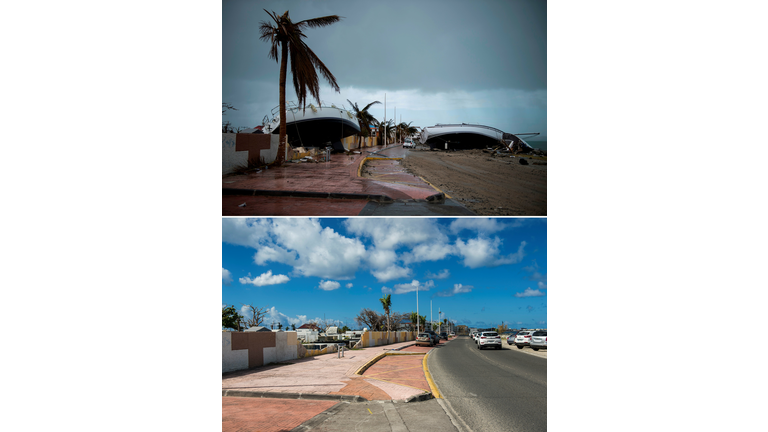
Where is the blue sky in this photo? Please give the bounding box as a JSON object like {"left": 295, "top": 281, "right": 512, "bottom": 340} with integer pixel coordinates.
{"left": 223, "top": 0, "right": 546, "bottom": 139}
{"left": 223, "top": 218, "right": 546, "bottom": 330}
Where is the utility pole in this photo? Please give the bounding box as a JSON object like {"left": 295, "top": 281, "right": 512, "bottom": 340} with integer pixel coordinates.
{"left": 416, "top": 281, "right": 419, "bottom": 333}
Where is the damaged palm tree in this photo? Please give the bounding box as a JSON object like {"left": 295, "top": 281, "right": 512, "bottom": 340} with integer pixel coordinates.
{"left": 347, "top": 99, "right": 381, "bottom": 149}
{"left": 259, "top": 10, "right": 342, "bottom": 165}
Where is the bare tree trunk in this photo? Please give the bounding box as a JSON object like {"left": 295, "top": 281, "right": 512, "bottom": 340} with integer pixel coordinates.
{"left": 276, "top": 41, "right": 288, "bottom": 165}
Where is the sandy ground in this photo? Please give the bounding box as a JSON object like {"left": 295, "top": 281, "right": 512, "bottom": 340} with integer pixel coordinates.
{"left": 400, "top": 147, "right": 547, "bottom": 216}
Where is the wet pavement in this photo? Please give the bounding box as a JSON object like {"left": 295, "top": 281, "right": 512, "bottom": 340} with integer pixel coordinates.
{"left": 222, "top": 145, "right": 475, "bottom": 216}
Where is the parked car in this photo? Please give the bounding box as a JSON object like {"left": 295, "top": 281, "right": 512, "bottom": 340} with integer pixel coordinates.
{"left": 477, "top": 331, "right": 502, "bottom": 350}
{"left": 416, "top": 333, "right": 434, "bottom": 347}
{"left": 449, "top": 332, "right": 455, "bottom": 337}
{"left": 403, "top": 138, "right": 414, "bottom": 148}
{"left": 514, "top": 330, "right": 534, "bottom": 349}
{"left": 425, "top": 330, "right": 440, "bottom": 345}
{"left": 439, "top": 332, "right": 448, "bottom": 340}
{"left": 506, "top": 331, "right": 519, "bottom": 345}
{"left": 530, "top": 330, "right": 547, "bottom": 350}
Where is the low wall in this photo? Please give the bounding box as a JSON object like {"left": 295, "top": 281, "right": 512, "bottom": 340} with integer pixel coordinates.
{"left": 343, "top": 136, "right": 378, "bottom": 150}
{"left": 222, "top": 133, "right": 280, "bottom": 175}
{"left": 222, "top": 331, "right": 301, "bottom": 373}
{"left": 354, "top": 331, "right": 416, "bottom": 348}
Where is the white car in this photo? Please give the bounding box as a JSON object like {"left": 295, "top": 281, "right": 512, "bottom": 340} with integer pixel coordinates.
{"left": 477, "top": 331, "right": 502, "bottom": 350}
{"left": 530, "top": 331, "right": 547, "bottom": 351}
{"left": 403, "top": 138, "right": 414, "bottom": 148}
{"left": 514, "top": 330, "right": 534, "bottom": 349}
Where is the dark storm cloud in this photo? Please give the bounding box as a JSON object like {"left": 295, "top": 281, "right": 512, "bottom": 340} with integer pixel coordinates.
{"left": 223, "top": 0, "right": 546, "bottom": 133}
{"left": 224, "top": 0, "right": 545, "bottom": 92}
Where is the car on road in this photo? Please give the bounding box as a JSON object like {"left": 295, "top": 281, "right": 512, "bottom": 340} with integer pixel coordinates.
{"left": 477, "top": 331, "right": 502, "bottom": 350}
{"left": 530, "top": 331, "right": 547, "bottom": 350}
{"left": 514, "top": 330, "right": 534, "bottom": 349}
{"left": 425, "top": 330, "right": 440, "bottom": 345}
{"left": 416, "top": 333, "right": 434, "bottom": 347}
{"left": 472, "top": 332, "right": 480, "bottom": 343}
{"left": 439, "top": 332, "right": 448, "bottom": 340}
{"left": 403, "top": 138, "right": 414, "bottom": 148}
{"left": 506, "top": 331, "right": 519, "bottom": 345}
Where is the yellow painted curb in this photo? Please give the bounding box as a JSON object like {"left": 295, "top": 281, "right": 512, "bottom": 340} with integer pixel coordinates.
{"left": 355, "top": 352, "right": 387, "bottom": 376}
{"left": 354, "top": 349, "right": 427, "bottom": 376}
{"left": 357, "top": 156, "right": 369, "bottom": 177}
{"left": 418, "top": 176, "right": 452, "bottom": 199}
{"left": 422, "top": 351, "right": 442, "bottom": 399}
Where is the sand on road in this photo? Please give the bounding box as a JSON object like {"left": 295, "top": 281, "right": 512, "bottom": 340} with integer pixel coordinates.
{"left": 400, "top": 148, "right": 546, "bottom": 216}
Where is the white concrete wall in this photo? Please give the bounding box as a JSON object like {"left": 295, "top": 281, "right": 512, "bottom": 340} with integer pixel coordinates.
{"left": 222, "top": 133, "right": 280, "bottom": 175}
{"left": 222, "top": 332, "right": 248, "bottom": 373}
{"left": 261, "top": 134, "right": 279, "bottom": 165}
{"left": 222, "top": 133, "right": 245, "bottom": 175}
{"left": 263, "top": 331, "right": 299, "bottom": 365}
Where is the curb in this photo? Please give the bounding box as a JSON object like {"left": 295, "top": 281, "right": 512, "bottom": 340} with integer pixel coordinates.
{"left": 354, "top": 352, "right": 388, "bottom": 376}
{"left": 222, "top": 389, "right": 367, "bottom": 403}
{"left": 404, "top": 392, "right": 434, "bottom": 403}
{"left": 422, "top": 351, "right": 442, "bottom": 399}
{"left": 222, "top": 188, "right": 393, "bottom": 203}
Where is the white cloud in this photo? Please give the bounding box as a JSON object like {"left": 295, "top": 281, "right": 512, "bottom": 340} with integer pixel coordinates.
{"left": 225, "top": 218, "right": 366, "bottom": 280}
{"left": 318, "top": 280, "right": 341, "bottom": 291}
{"left": 239, "top": 270, "right": 290, "bottom": 287}
{"left": 344, "top": 218, "right": 449, "bottom": 253}
{"left": 222, "top": 218, "right": 272, "bottom": 248}
{"left": 222, "top": 268, "right": 233, "bottom": 285}
{"left": 514, "top": 287, "right": 545, "bottom": 298}
{"left": 455, "top": 238, "right": 526, "bottom": 268}
{"left": 425, "top": 269, "right": 450, "bottom": 279}
{"left": 371, "top": 265, "right": 413, "bottom": 282}
{"left": 402, "top": 242, "right": 455, "bottom": 264}
{"left": 346, "top": 283, "right": 353, "bottom": 289}
{"left": 433, "top": 283, "right": 474, "bottom": 297}
{"left": 383, "top": 279, "right": 434, "bottom": 295}
{"left": 449, "top": 218, "right": 506, "bottom": 235}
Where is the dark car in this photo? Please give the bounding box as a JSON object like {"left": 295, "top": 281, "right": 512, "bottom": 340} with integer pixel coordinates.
{"left": 439, "top": 332, "right": 448, "bottom": 340}
{"left": 425, "top": 330, "right": 440, "bottom": 345}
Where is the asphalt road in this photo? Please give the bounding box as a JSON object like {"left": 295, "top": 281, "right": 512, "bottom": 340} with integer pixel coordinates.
{"left": 428, "top": 336, "right": 547, "bottom": 432}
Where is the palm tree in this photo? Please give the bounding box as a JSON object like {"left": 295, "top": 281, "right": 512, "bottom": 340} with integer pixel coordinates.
{"left": 259, "top": 10, "right": 342, "bottom": 165}
{"left": 379, "top": 294, "right": 392, "bottom": 332}
{"left": 376, "top": 118, "right": 394, "bottom": 146}
{"left": 395, "top": 121, "right": 418, "bottom": 143}
{"left": 409, "top": 311, "right": 419, "bottom": 332}
{"left": 347, "top": 99, "right": 381, "bottom": 149}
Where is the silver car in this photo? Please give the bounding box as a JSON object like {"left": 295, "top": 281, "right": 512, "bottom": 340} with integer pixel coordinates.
{"left": 530, "top": 331, "right": 547, "bottom": 351}
{"left": 514, "top": 330, "right": 534, "bottom": 349}
{"left": 477, "top": 331, "right": 502, "bottom": 350}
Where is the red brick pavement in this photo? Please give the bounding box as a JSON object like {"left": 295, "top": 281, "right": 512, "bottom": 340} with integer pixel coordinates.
{"left": 222, "top": 195, "right": 367, "bottom": 216}
{"left": 328, "top": 376, "right": 391, "bottom": 401}
{"left": 222, "top": 397, "right": 337, "bottom": 432}
{"left": 362, "top": 354, "right": 430, "bottom": 393}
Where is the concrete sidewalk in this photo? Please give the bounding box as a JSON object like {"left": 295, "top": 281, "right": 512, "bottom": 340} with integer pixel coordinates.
{"left": 222, "top": 340, "right": 431, "bottom": 402}
{"left": 222, "top": 145, "right": 475, "bottom": 216}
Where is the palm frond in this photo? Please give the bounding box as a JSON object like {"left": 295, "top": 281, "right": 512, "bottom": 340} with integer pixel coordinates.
{"left": 362, "top": 101, "right": 381, "bottom": 112}
{"left": 296, "top": 15, "right": 342, "bottom": 29}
